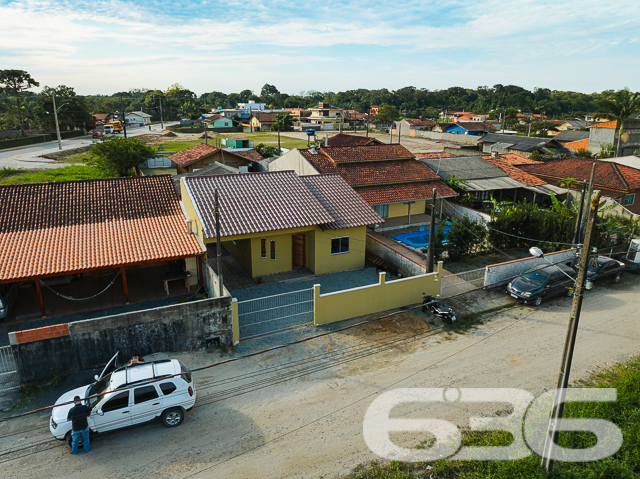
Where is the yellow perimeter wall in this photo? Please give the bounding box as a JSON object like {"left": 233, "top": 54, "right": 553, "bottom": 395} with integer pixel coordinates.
{"left": 314, "top": 262, "right": 443, "bottom": 326}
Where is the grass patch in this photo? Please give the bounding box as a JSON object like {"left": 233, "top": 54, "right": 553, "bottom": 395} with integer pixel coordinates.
{"left": 451, "top": 302, "right": 517, "bottom": 332}
{"left": 159, "top": 140, "right": 203, "bottom": 153}
{"left": 139, "top": 167, "right": 177, "bottom": 175}
{"left": 0, "top": 166, "right": 24, "bottom": 178}
{"left": 0, "top": 165, "right": 106, "bottom": 185}
{"left": 344, "top": 355, "right": 640, "bottom": 479}
{"left": 59, "top": 152, "right": 92, "bottom": 164}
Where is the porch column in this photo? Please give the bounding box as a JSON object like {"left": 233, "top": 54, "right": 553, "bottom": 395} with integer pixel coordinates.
{"left": 35, "top": 278, "right": 46, "bottom": 318}
{"left": 121, "top": 266, "right": 130, "bottom": 305}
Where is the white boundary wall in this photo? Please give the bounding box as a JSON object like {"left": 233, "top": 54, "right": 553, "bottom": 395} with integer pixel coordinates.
{"left": 484, "top": 249, "right": 577, "bottom": 288}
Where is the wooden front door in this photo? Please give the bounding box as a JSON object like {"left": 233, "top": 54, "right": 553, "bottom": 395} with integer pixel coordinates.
{"left": 292, "top": 234, "right": 306, "bottom": 269}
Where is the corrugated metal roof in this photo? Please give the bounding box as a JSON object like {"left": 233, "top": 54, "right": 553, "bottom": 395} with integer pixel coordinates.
{"left": 421, "top": 156, "right": 507, "bottom": 180}
{"left": 461, "top": 177, "right": 525, "bottom": 191}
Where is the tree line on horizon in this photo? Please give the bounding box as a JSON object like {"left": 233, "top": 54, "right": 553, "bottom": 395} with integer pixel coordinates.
{"left": 1, "top": 69, "right": 638, "bottom": 135}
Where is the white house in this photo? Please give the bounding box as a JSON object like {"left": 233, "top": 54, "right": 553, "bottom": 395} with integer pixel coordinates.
{"left": 125, "top": 111, "right": 152, "bottom": 126}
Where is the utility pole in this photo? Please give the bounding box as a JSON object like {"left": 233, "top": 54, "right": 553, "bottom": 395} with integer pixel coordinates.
{"left": 277, "top": 123, "right": 281, "bottom": 154}
{"left": 159, "top": 97, "right": 164, "bottom": 130}
{"left": 541, "top": 172, "right": 599, "bottom": 475}
{"left": 204, "top": 120, "right": 208, "bottom": 145}
{"left": 51, "top": 94, "right": 62, "bottom": 151}
{"left": 580, "top": 164, "right": 597, "bottom": 242}
{"left": 426, "top": 188, "right": 437, "bottom": 272}
{"left": 123, "top": 110, "right": 127, "bottom": 139}
{"left": 572, "top": 180, "right": 587, "bottom": 245}
{"left": 215, "top": 189, "right": 224, "bottom": 297}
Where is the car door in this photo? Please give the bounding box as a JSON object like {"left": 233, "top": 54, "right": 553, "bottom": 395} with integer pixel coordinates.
{"left": 92, "top": 390, "right": 132, "bottom": 433}
{"left": 544, "top": 273, "right": 564, "bottom": 298}
{"left": 130, "top": 384, "right": 162, "bottom": 425}
{"left": 95, "top": 352, "right": 120, "bottom": 382}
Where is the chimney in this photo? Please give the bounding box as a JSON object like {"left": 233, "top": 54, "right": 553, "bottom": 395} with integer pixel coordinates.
{"left": 186, "top": 219, "right": 193, "bottom": 234}
{"left": 325, "top": 135, "right": 328, "bottom": 147}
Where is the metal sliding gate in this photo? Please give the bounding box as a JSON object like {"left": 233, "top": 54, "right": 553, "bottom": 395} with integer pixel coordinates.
{"left": 237, "top": 288, "right": 314, "bottom": 340}
{"left": 0, "top": 345, "right": 19, "bottom": 392}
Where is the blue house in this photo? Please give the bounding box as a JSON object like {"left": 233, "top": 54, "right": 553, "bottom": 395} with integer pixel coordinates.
{"left": 445, "top": 121, "right": 490, "bottom": 136}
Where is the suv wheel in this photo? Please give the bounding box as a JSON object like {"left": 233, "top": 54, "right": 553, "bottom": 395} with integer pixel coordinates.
{"left": 566, "top": 288, "right": 573, "bottom": 297}
{"left": 533, "top": 296, "right": 542, "bottom": 307}
{"left": 66, "top": 433, "right": 72, "bottom": 448}
{"left": 614, "top": 274, "right": 621, "bottom": 283}
{"left": 161, "top": 407, "right": 184, "bottom": 427}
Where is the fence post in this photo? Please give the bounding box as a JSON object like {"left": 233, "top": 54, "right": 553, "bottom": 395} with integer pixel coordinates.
{"left": 313, "top": 284, "right": 321, "bottom": 326}
{"left": 232, "top": 298, "right": 239, "bottom": 345}
{"left": 437, "top": 261, "right": 443, "bottom": 297}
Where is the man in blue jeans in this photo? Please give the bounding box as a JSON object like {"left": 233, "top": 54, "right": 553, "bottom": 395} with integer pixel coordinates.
{"left": 67, "top": 396, "right": 91, "bottom": 454}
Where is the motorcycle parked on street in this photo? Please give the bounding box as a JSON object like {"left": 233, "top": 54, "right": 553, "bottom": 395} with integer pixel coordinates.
{"left": 422, "top": 293, "right": 457, "bottom": 325}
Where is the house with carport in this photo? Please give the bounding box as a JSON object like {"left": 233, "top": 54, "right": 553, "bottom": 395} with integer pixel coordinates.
{"left": 269, "top": 144, "right": 456, "bottom": 224}
{"left": 0, "top": 175, "right": 204, "bottom": 319}
{"left": 180, "top": 171, "right": 382, "bottom": 278}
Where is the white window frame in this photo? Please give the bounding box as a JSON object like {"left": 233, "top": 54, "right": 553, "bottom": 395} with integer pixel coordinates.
{"left": 331, "top": 237, "right": 350, "bottom": 255}
{"left": 374, "top": 204, "right": 389, "bottom": 218}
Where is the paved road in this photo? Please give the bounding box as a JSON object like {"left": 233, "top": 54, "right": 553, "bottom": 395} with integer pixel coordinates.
{"left": 2, "top": 278, "right": 639, "bottom": 478}
{"left": 0, "top": 123, "right": 175, "bottom": 170}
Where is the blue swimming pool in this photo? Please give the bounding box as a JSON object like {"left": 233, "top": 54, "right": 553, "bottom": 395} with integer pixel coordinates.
{"left": 392, "top": 227, "right": 451, "bottom": 248}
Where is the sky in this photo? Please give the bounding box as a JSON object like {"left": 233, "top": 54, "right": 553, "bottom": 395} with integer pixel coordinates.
{"left": 1, "top": 0, "right": 639, "bottom": 97}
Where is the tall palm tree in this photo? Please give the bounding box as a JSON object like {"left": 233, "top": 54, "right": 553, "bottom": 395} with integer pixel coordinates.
{"left": 596, "top": 88, "right": 640, "bottom": 157}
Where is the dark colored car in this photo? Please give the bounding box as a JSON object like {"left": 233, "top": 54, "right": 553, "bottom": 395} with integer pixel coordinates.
{"left": 579, "top": 255, "right": 625, "bottom": 285}
{"left": 507, "top": 263, "right": 576, "bottom": 307}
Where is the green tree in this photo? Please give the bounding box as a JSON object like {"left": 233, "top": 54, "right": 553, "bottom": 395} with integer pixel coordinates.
{"left": 599, "top": 143, "right": 615, "bottom": 159}
{"left": 255, "top": 143, "right": 280, "bottom": 158}
{"left": 270, "top": 112, "right": 294, "bottom": 131}
{"left": 34, "top": 85, "right": 92, "bottom": 132}
{"left": 178, "top": 101, "right": 201, "bottom": 120}
{"left": 87, "top": 137, "right": 156, "bottom": 177}
{"left": 374, "top": 105, "right": 400, "bottom": 125}
{"left": 596, "top": 88, "right": 640, "bottom": 157}
{"left": 0, "top": 69, "right": 39, "bottom": 136}
{"left": 446, "top": 215, "right": 487, "bottom": 261}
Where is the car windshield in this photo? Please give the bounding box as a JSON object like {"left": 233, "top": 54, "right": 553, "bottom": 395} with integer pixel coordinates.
{"left": 521, "top": 270, "right": 547, "bottom": 286}
{"left": 588, "top": 259, "right": 604, "bottom": 272}
{"left": 87, "top": 372, "right": 112, "bottom": 409}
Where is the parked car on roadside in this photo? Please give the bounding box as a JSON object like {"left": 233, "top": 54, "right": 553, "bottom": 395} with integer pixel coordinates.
{"left": 91, "top": 131, "right": 104, "bottom": 138}
{"left": 576, "top": 255, "right": 625, "bottom": 285}
{"left": 507, "top": 263, "right": 576, "bottom": 307}
{"left": 49, "top": 353, "right": 196, "bottom": 447}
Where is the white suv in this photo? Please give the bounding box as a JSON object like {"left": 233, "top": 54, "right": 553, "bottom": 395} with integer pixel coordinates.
{"left": 49, "top": 353, "right": 196, "bottom": 445}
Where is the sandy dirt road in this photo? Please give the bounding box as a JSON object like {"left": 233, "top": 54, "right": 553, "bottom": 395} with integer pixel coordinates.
{"left": 1, "top": 278, "right": 638, "bottom": 479}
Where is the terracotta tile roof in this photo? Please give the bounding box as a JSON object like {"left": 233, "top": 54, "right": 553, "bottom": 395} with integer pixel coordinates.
{"left": 93, "top": 113, "right": 110, "bottom": 121}
{"left": 183, "top": 172, "right": 335, "bottom": 239}
{"left": 232, "top": 151, "right": 264, "bottom": 162}
{"left": 252, "top": 112, "right": 277, "bottom": 124}
{"left": 564, "top": 138, "right": 590, "bottom": 151}
{"left": 0, "top": 176, "right": 203, "bottom": 282}
{"left": 486, "top": 158, "right": 547, "bottom": 187}
{"left": 520, "top": 158, "right": 640, "bottom": 192}
{"left": 415, "top": 152, "right": 455, "bottom": 159}
{"left": 481, "top": 153, "right": 542, "bottom": 165}
{"left": 300, "top": 175, "right": 383, "bottom": 229}
{"left": 169, "top": 143, "right": 220, "bottom": 168}
{"left": 404, "top": 119, "right": 436, "bottom": 127}
{"left": 325, "top": 134, "right": 382, "bottom": 147}
{"left": 305, "top": 144, "right": 414, "bottom": 164}
{"left": 356, "top": 181, "right": 457, "bottom": 205}
{"left": 448, "top": 121, "right": 490, "bottom": 132}
{"left": 590, "top": 120, "right": 617, "bottom": 129}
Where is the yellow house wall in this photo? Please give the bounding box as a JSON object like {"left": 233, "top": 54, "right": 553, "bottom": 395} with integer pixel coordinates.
{"left": 385, "top": 200, "right": 426, "bottom": 218}
{"left": 249, "top": 233, "right": 293, "bottom": 277}
{"left": 312, "top": 226, "right": 367, "bottom": 275}
{"left": 180, "top": 180, "right": 205, "bottom": 239}
{"left": 314, "top": 262, "right": 443, "bottom": 326}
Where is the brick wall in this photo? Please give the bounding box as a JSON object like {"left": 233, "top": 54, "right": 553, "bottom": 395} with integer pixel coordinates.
{"left": 13, "top": 324, "right": 69, "bottom": 344}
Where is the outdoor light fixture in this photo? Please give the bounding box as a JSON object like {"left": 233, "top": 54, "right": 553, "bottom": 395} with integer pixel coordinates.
{"left": 529, "top": 246, "right": 576, "bottom": 284}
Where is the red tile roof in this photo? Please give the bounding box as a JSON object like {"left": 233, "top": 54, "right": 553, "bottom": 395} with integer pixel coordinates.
{"left": 564, "top": 139, "right": 590, "bottom": 151}
{"left": 449, "top": 121, "right": 491, "bottom": 132}
{"left": 300, "top": 175, "right": 383, "bottom": 229}
{"left": 325, "top": 134, "right": 382, "bottom": 147}
{"left": 415, "top": 152, "right": 455, "bottom": 159}
{"left": 481, "top": 153, "right": 542, "bottom": 165}
{"left": 520, "top": 158, "right": 640, "bottom": 192}
{"left": 169, "top": 143, "right": 219, "bottom": 168}
{"left": 486, "top": 158, "right": 547, "bottom": 187}
{"left": 232, "top": 151, "right": 264, "bottom": 162}
{"left": 252, "top": 112, "right": 277, "bottom": 124}
{"left": 590, "top": 120, "right": 617, "bottom": 129}
{"left": 0, "top": 176, "right": 203, "bottom": 282}
{"left": 356, "top": 181, "right": 456, "bottom": 204}
{"left": 183, "top": 172, "right": 336, "bottom": 238}
{"left": 93, "top": 113, "right": 110, "bottom": 121}
{"left": 307, "top": 144, "right": 414, "bottom": 164}
{"left": 404, "top": 119, "right": 436, "bottom": 127}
